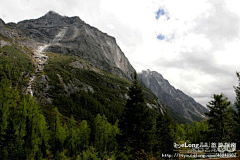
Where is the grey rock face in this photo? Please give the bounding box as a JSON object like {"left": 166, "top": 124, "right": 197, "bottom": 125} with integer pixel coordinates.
{"left": 0, "top": 40, "right": 11, "bottom": 47}
{"left": 34, "top": 75, "right": 52, "bottom": 104}
{"left": 14, "top": 11, "right": 135, "bottom": 79}
{"left": 0, "top": 18, "right": 5, "bottom": 26}
{"left": 139, "top": 69, "right": 209, "bottom": 122}
{"left": 0, "top": 19, "right": 19, "bottom": 40}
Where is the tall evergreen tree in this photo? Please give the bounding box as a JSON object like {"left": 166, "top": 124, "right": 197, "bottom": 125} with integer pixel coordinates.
{"left": 76, "top": 120, "right": 91, "bottom": 152}
{"left": 205, "top": 94, "right": 236, "bottom": 142}
{"left": 154, "top": 114, "right": 174, "bottom": 157}
{"left": 51, "top": 107, "right": 66, "bottom": 155}
{"left": 120, "top": 72, "right": 156, "bottom": 157}
{"left": 234, "top": 72, "right": 240, "bottom": 149}
{"left": 65, "top": 116, "right": 78, "bottom": 157}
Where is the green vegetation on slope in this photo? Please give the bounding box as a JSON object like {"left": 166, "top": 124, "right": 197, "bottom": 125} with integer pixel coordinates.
{"left": 0, "top": 44, "right": 34, "bottom": 86}
{"left": 44, "top": 52, "right": 160, "bottom": 125}
{"left": 0, "top": 76, "right": 175, "bottom": 159}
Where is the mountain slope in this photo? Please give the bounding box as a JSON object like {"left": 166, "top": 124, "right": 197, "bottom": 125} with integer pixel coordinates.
{"left": 9, "top": 11, "right": 135, "bottom": 80}
{"left": 0, "top": 12, "right": 165, "bottom": 124}
{"left": 139, "top": 69, "right": 208, "bottom": 122}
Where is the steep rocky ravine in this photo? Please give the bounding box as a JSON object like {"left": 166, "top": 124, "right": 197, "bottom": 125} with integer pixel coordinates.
{"left": 25, "top": 27, "right": 68, "bottom": 96}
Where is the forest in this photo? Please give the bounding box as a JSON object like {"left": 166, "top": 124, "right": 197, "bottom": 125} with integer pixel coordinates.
{"left": 0, "top": 71, "right": 240, "bottom": 159}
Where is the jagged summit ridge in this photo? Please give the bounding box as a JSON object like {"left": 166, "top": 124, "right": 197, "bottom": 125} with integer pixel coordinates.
{"left": 14, "top": 11, "right": 135, "bottom": 79}
{"left": 139, "top": 69, "right": 208, "bottom": 122}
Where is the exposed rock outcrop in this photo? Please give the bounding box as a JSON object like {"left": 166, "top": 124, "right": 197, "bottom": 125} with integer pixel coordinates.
{"left": 139, "top": 69, "right": 208, "bottom": 121}
{"left": 14, "top": 11, "right": 135, "bottom": 80}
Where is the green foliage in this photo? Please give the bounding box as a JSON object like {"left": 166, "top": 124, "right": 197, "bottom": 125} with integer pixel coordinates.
{"left": 54, "top": 91, "right": 120, "bottom": 126}
{"left": 0, "top": 45, "right": 34, "bottom": 86}
{"left": 0, "top": 79, "right": 19, "bottom": 134}
{"left": 50, "top": 107, "right": 66, "bottom": 155}
{"left": 120, "top": 73, "right": 157, "bottom": 157}
{"left": 77, "top": 120, "right": 91, "bottom": 151}
{"left": 234, "top": 72, "right": 240, "bottom": 149}
{"left": 173, "top": 93, "right": 238, "bottom": 147}
{"left": 65, "top": 116, "right": 78, "bottom": 157}
{"left": 205, "top": 94, "right": 236, "bottom": 142}
{"left": 65, "top": 116, "right": 91, "bottom": 157}
{"left": 23, "top": 94, "right": 48, "bottom": 158}
{"left": 155, "top": 113, "right": 175, "bottom": 156}
{"left": 44, "top": 52, "right": 130, "bottom": 124}
{"left": 0, "top": 79, "right": 48, "bottom": 159}
{"left": 93, "top": 114, "right": 119, "bottom": 158}
{"left": 55, "top": 150, "right": 68, "bottom": 160}
{"left": 81, "top": 147, "right": 101, "bottom": 160}
{"left": 174, "top": 120, "right": 208, "bottom": 144}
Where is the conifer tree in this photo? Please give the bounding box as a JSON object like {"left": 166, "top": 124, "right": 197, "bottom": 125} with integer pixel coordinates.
{"left": 66, "top": 116, "right": 78, "bottom": 157}
{"left": 120, "top": 72, "right": 156, "bottom": 156}
{"left": 155, "top": 114, "right": 174, "bottom": 156}
{"left": 206, "top": 94, "right": 236, "bottom": 142}
{"left": 76, "top": 120, "right": 91, "bottom": 152}
{"left": 234, "top": 72, "right": 240, "bottom": 149}
{"left": 23, "top": 95, "right": 48, "bottom": 158}
{"left": 52, "top": 107, "right": 66, "bottom": 155}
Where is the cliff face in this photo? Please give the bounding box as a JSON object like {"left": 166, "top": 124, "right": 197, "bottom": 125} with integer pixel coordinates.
{"left": 14, "top": 11, "right": 135, "bottom": 79}
{"left": 139, "top": 69, "right": 209, "bottom": 122}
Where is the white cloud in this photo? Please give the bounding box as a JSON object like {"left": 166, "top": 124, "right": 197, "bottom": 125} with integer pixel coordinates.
{"left": 1, "top": 0, "right": 240, "bottom": 106}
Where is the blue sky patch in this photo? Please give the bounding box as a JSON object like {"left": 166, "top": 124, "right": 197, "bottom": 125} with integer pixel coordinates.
{"left": 156, "top": 9, "right": 165, "bottom": 19}
{"left": 157, "top": 34, "right": 165, "bottom": 40}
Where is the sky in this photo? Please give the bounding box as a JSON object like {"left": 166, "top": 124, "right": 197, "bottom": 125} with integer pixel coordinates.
{"left": 1, "top": 0, "right": 240, "bottom": 106}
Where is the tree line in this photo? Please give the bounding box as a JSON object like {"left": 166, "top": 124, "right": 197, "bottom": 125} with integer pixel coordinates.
{"left": 175, "top": 72, "right": 240, "bottom": 151}
{"left": 1, "top": 71, "right": 240, "bottom": 159}
{"left": 0, "top": 73, "right": 175, "bottom": 160}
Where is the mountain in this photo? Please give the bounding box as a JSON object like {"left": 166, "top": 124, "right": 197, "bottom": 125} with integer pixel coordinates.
{"left": 139, "top": 69, "right": 208, "bottom": 122}
{"left": 0, "top": 11, "right": 165, "bottom": 124}
{"left": 6, "top": 11, "right": 135, "bottom": 80}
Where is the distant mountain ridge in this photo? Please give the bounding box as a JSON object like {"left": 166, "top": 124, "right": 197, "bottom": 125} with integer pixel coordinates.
{"left": 139, "top": 69, "right": 208, "bottom": 122}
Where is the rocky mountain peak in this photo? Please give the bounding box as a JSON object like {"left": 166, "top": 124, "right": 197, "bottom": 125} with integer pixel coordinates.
{"left": 13, "top": 11, "right": 135, "bottom": 79}
{"left": 41, "top": 11, "right": 83, "bottom": 25}
{"left": 142, "top": 69, "right": 163, "bottom": 79}
{"left": 139, "top": 69, "right": 208, "bottom": 122}
{"left": 41, "top": 11, "right": 63, "bottom": 21}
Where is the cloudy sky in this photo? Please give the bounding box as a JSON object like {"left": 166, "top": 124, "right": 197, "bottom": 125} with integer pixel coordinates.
{"left": 1, "top": 0, "right": 240, "bottom": 106}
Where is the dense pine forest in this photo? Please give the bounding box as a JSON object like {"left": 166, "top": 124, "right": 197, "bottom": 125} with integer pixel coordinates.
{"left": 1, "top": 66, "right": 240, "bottom": 159}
